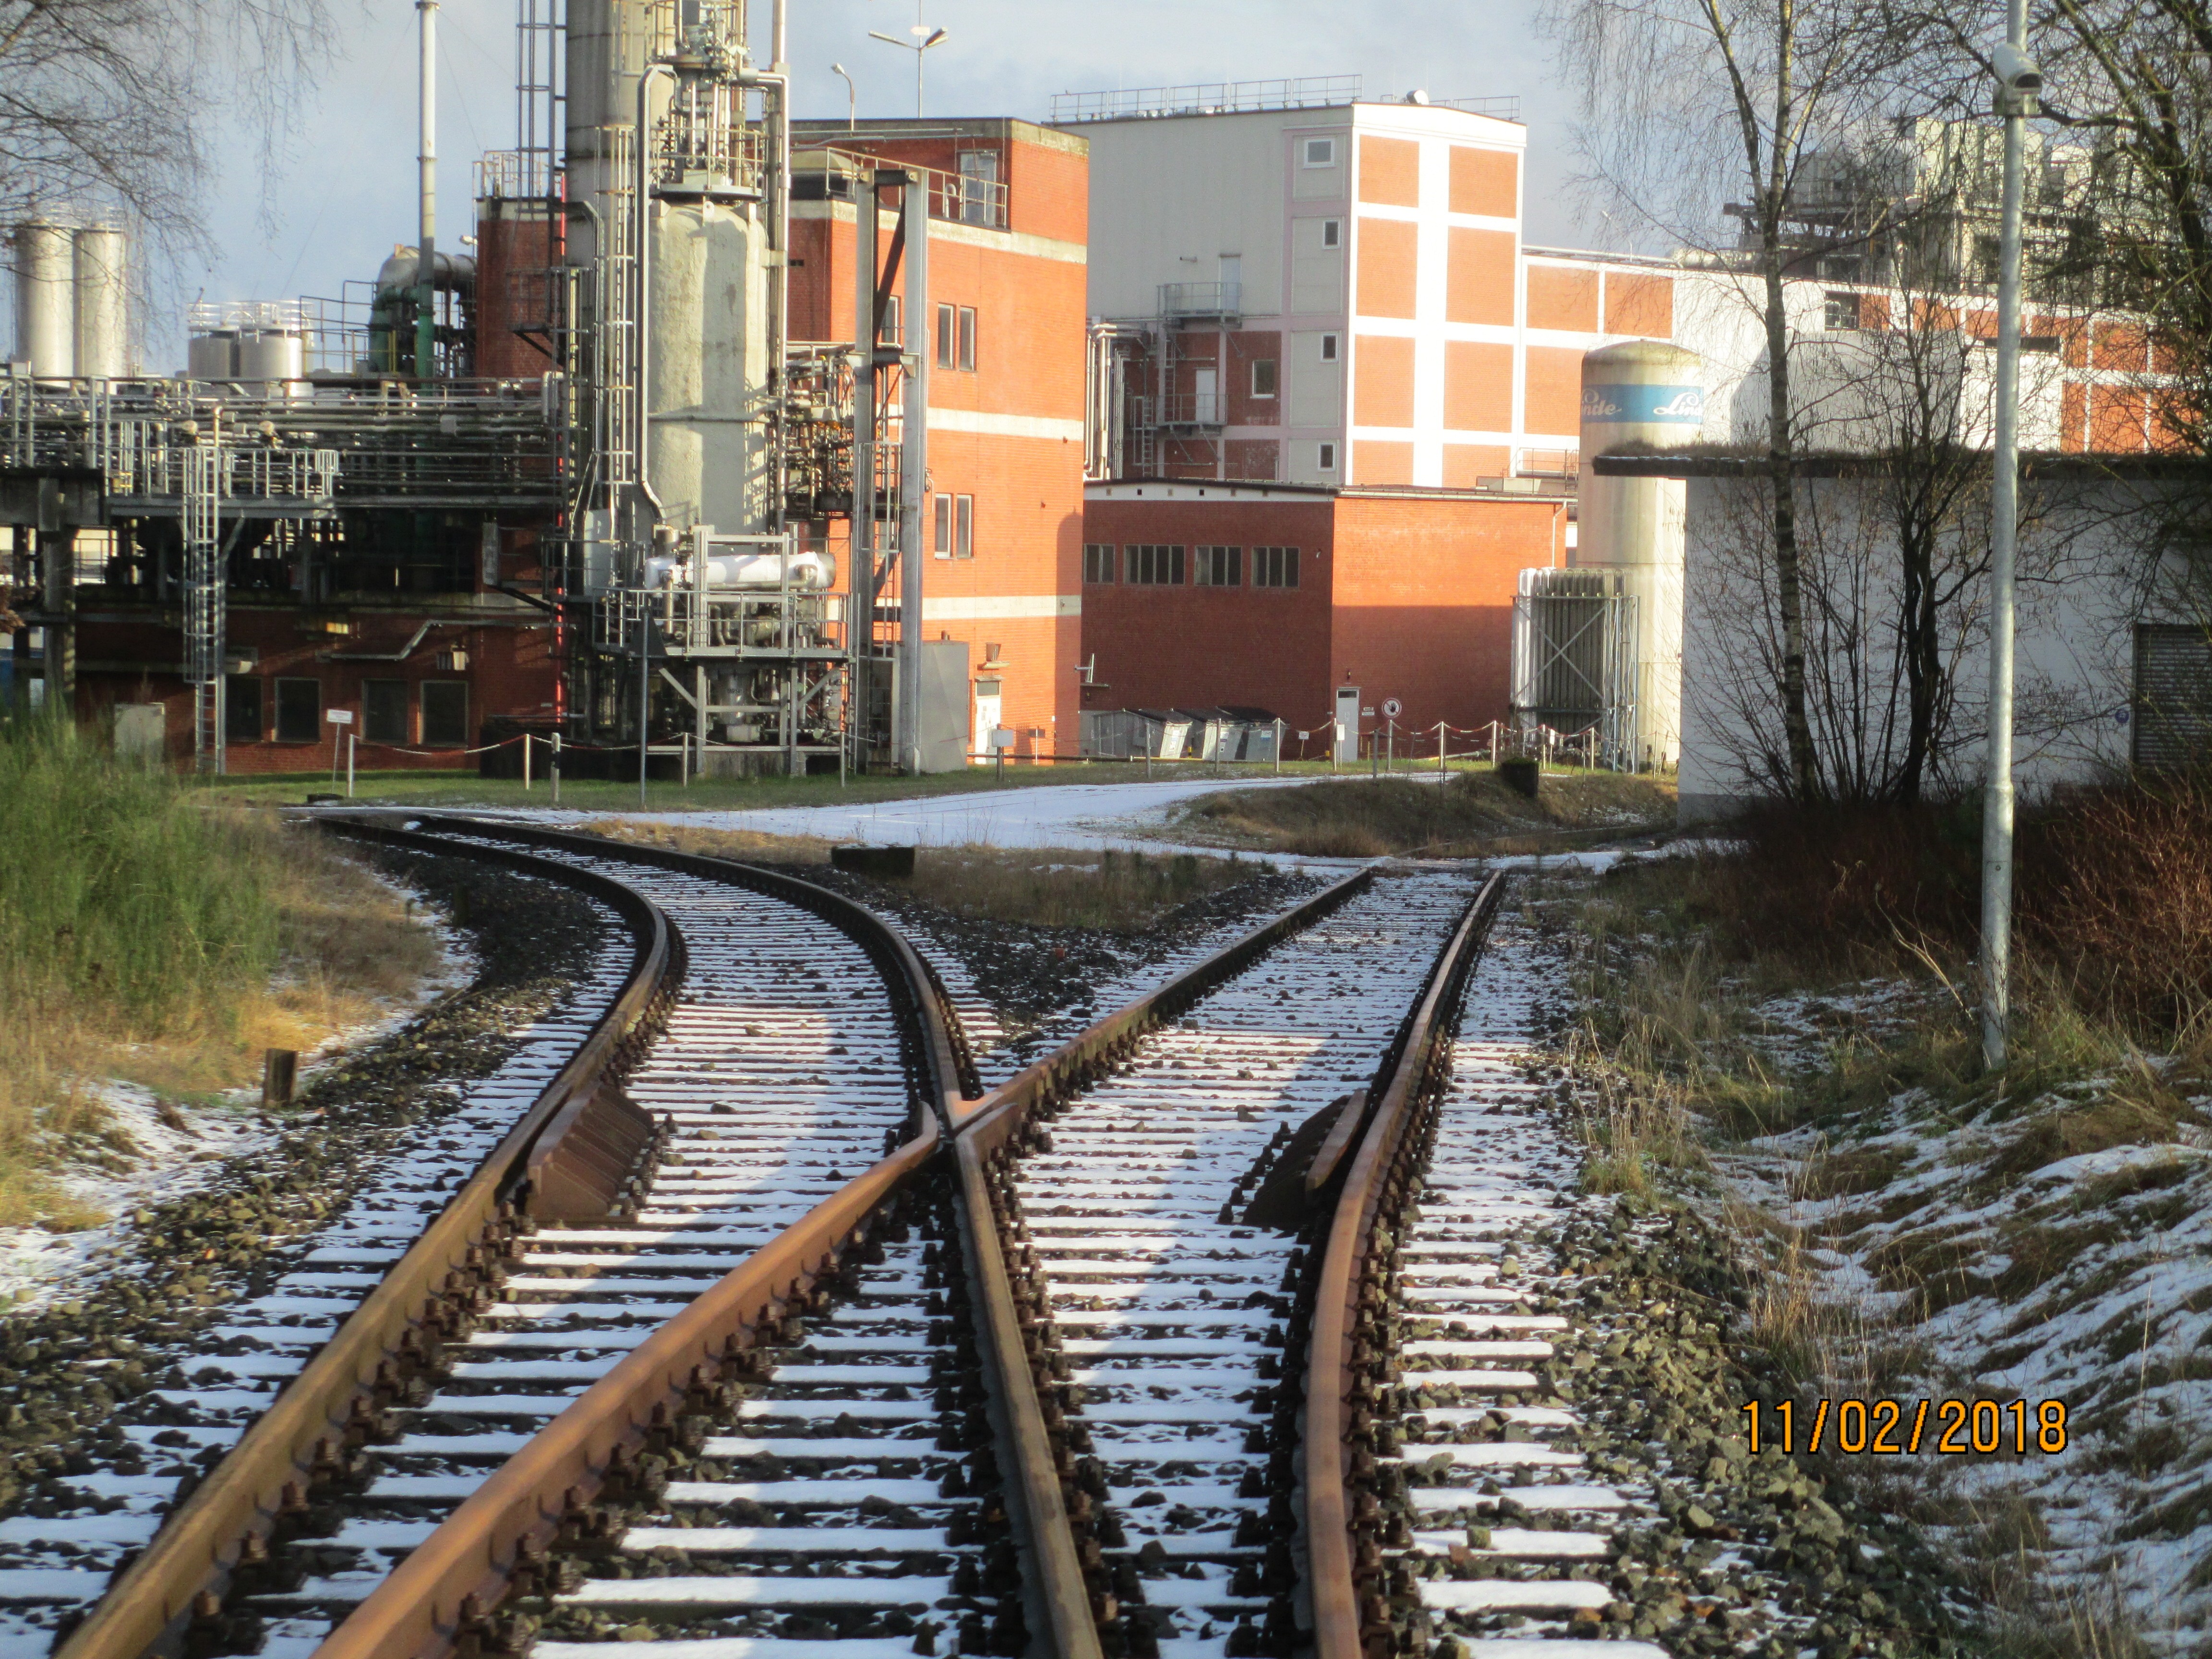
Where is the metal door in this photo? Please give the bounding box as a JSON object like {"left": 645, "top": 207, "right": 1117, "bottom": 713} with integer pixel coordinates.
{"left": 1334, "top": 685, "right": 1360, "bottom": 763}
{"left": 1193, "top": 367, "right": 1219, "bottom": 426}
{"left": 972, "top": 676, "right": 1002, "bottom": 765}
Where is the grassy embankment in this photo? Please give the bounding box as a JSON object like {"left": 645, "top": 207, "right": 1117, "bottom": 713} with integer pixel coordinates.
{"left": 1550, "top": 788, "right": 2212, "bottom": 1654}
{"left": 1172, "top": 765, "right": 1677, "bottom": 857}
{"left": 188, "top": 757, "right": 1344, "bottom": 814}
{"left": 581, "top": 819, "right": 1257, "bottom": 930}
{"left": 0, "top": 717, "right": 436, "bottom": 1228}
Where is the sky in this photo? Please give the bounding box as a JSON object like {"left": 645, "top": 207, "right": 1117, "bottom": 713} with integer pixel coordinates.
{"left": 170, "top": 0, "right": 1604, "bottom": 368}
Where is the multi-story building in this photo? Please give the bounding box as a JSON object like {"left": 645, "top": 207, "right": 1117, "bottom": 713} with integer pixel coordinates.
{"left": 1061, "top": 79, "right": 1678, "bottom": 749}
{"left": 788, "top": 118, "right": 1089, "bottom": 760}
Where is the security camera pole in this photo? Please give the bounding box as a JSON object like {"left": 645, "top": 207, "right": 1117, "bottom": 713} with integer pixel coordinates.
{"left": 1982, "top": 1, "right": 2038, "bottom": 1069}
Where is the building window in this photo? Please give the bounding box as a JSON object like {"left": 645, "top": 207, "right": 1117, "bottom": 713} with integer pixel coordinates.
{"left": 934, "top": 493, "right": 974, "bottom": 558}
{"left": 1195, "top": 545, "right": 1242, "bottom": 586}
{"left": 958, "top": 148, "right": 1000, "bottom": 225}
{"left": 1303, "top": 137, "right": 1337, "bottom": 168}
{"left": 958, "top": 306, "right": 977, "bottom": 371}
{"left": 936, "top": 302, "right": 956, "bottom": 369}
{"left": 1125, "top": 544, "right": 1185, "bottom": 586}
{"left": 1083, "top": 543, "right": 1116, "bottom": 584}
{"left": 274, "top": 677, "right": 320, "bottom": 743}
{"left": 421, "top": 681, "right": 469, "bottom": 747}
{"left": 224, "top": 676, "right": 262, "bottom": 742}
{"left": 879, "top": 293, "right": 902, "bottom": 346}
{"left": 1251, "top": 358, "right": 1277, "bottom": 398}
{"left": 1824, "top": 290, "right": 1863, "bottom": 331}
{"left": 1322, "top": 218, "right": 1341, "bottom": 248}
{"left": 363, "top": 678, "right": 409, "bottom": 743}
{"left": 1319, "top": 333, "right": 1339, "bottom": 362}
{"left": 1317, "top": 442, "right": 1337, "bottom": 472}
{"left": 1253, "top": 546, "right": 1300, "bottom": 589}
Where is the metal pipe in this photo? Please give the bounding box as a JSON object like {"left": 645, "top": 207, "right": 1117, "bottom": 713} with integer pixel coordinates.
{"left": 1982, "top": 0, "right": 2029, "bottom": 1070}
{"left": 417, "top": 0, "right": 439, "bottom": 379}
{"left": 636, "top": 62, "right": 673, "bottom": 527}
{"left": 766, "top": 0, "right": 791, "bottom": 531}
{"left": 853, "top": 176, "right": 880, "bottom": 772}
{"left": 897, "top": 175, "right": 928, "bottom": 772}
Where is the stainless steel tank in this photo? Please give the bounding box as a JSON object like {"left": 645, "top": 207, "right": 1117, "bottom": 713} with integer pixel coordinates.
{"left": 1576, "top": 340, "right": 1704, "bottom": 768}
{"left": 649, "top": 199, "right": 770, "bottom": 535}
{"left": 187, "top": 331, "right": 238, "bottom": 380}
{"left": 12, "top": 222, "right": 74, "bottom": 376}
{"left": 234, "top": 329, "right": 306, "bottom": 384}
{"left": 71, "top": 226, "right": 127, "bottom": 378}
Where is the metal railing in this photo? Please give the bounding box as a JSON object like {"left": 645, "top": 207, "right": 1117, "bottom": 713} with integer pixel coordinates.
{"left": 1052, "top": 75, "right": 1362, "bottom": 122}
{"left": 475, "top": 148, "right": 560, "bottom": 201}
{"left": 1159, "top": 279, "right": 1242, "bottom": 319}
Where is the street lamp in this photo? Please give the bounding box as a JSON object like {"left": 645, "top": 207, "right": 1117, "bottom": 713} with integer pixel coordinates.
{"left": 1982, "top": 6, "right": 2041, "bottom": 1070}
{"left": 831, "top": 61, "right": 856, "bottom": 131}
{"left": 866, "top": 17, "right": 947, "bottom": 118}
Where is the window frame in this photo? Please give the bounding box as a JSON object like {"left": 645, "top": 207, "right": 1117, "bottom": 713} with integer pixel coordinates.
{"left": 880, "top": 292, "right": 902, "bottom": 346}
{"left": 223, "top": 675, "right": 263, "bottom": 743}
{"left": 957, "top": 306, "right": 977, "bottom": 372}
{"left": 274, "top": 677, "right": 320, "bottom": 744}
{"left": 362, "top": 678, "right": 409, "bottom": 744}
{"left": 419, "top": 681, "right": 469, "bottom": 749}
{"left": 954, "top": 494, "right": 974, "bottom": 558}
{"left": 1195, "top": 545, "right": 1243, "bottom": 587}
{"left": 1125, "top": 544, "right": 1187, "bottom": 586}
{"left": 1317, "top": 442, "right": 1337, "bottom": 473}
{"left": 1083, "top": 543, "right": 1115, "bottom": 584}
{"left": 1319, "top": 333, "right": 1340, "bottom": 362}
{"left": 1253, "top": 546, "right": 1301, "bottom": 589}
{"left": 1303, "top": 137, "right": 1337, "bottom": 168}
{"left": 934, "top": 493, "right": 954, "bottom": 558}
{"left": 935, "top": 302, "right": 956, "bottom": 369}
{"left": 1250, "top": 358, "right": 1278, "bottom": 398}
{"left": 1322, "top": 218, "right": 1342, "bottom": 248}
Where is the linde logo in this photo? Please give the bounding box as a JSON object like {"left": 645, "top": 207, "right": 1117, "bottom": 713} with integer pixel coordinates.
{"left": 1583, "top": 384, "right": 1706, "bottom": 423}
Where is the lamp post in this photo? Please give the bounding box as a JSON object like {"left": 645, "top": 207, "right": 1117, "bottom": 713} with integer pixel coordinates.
{"left": 831, "top": 62, "right": 857, "bottom": 130}
{"left": 867, "top": 6, "right": 946, "bottom": 118}
{"left": 1982, "top": 7, "right": 2041, "bottom": 1070}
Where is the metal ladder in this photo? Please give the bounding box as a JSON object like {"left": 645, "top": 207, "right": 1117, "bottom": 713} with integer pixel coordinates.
{"left": 182, "top": 423, "right": 226, "bottom": 773}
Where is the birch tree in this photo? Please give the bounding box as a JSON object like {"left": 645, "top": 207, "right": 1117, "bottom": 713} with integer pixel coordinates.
{"left": 1543, "top": 0, "right": 1930, "bottom": 801}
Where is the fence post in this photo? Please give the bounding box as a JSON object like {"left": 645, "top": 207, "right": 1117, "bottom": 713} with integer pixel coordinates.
{"left": 1438, "top": 721, "right": 1447, "bottom": 777}
{"left": 523, "top": 732, "right": 532, "bottom": 792}
{"left": 1274, "top": 718, "right": 1283, "bottom": 775}
{"left": 1490, "top": 721, "right": 1499, "bottom": 766}
{"left": 552, "top": 730, "right": 561, "bottom": 805}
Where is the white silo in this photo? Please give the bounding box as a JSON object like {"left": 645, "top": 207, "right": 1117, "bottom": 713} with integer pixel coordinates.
{"left": 1576, "top": 340, "right": 1704, "bottom": 767}
{"left": 649, "top": 199, "right": 771, "bottom": 536}
{"left": 12, "top": 222, "right": 75, "bottom": 376}
{"left": 71, "top": 226, "right": 127, "bottom": 378}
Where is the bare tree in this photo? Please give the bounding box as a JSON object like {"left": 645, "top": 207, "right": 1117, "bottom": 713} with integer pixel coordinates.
{"left": 0, "top": 0, "right": 336, "bottom": 261}
{"left": 1544, "top": 0, "right": 1935, "bottom": 800}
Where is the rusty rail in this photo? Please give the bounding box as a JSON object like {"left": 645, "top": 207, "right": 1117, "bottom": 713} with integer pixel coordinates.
{"left": 54, "top": 823, "right": 683, "bottom": 1659}
{"left": 1304, "top": 872, "right": 1508, "bottom": 1659}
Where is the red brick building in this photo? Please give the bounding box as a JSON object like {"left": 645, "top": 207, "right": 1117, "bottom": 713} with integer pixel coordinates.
{"left": 1079, "top": 481, "right": 1564, "bottom": 753}
{"left": 791, "top": 119, "right": 1089, "bottom": 759}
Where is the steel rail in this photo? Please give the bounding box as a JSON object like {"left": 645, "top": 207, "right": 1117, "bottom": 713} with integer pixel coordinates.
{"left": 313, "top": 833, "right": 1381, "bottom": 1659}
{"left": 54, "top": 823, "right": 683, "bottom": 1659}
{"left": 1304, "top": 871, "right": 1508, "bottom": 1659}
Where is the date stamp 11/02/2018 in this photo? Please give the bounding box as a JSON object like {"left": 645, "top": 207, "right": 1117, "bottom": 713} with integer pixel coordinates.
{"left": 1743, "top": 1398, "right": 2069, "bottom": 1456}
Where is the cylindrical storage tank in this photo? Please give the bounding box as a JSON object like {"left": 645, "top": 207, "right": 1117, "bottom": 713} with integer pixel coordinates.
{"left": 234, "top": 328, "right": 306, "bottom": 385}
{"left": 71, "top": 226, "right": 127, "bottom": 378}
{"left": 1576, "top": 340, "right": 1704, "bottom": 769}
{"left": 12, "top": 222, "right": 75, "bottom": 376}
{"left": 187, "top": 331, "right": 238, "bottom": 381}
{"left": 648, "top": 199, "right": 771, "bottom": 536}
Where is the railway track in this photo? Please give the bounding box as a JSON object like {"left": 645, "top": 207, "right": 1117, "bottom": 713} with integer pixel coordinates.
{"left": 25, "top": 815, "right": 1558, "bottom": 1659}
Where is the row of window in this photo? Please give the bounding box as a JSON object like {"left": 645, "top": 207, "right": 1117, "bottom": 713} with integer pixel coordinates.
{"left": 934, "top": 493, "right": 974, "bottom": 558}
{"left": 870, "top": 296, "right": 980, "bottom": 375}
{"left": 1083, "top": 544, "right": 1301, "bottom": 589}
{"left": 224, "top": 675, "right": 469, "bottom": 746}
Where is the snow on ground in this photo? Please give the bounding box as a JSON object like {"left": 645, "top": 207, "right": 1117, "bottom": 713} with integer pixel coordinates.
{"left": 0, "top": 876, "right": 472, "bottom": 1312}
{"left": 485, "top": 776, "right": 1335, "bottom": 861}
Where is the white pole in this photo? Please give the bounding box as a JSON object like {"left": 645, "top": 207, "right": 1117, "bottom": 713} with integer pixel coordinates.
{"left": 552, "top": 729, "right": 561, "bottom": 805}
{"left": 347, "top": 733, "right": 355, "bottom": 797}
{"left": 523, "top": 732, "right": 532, "bottom": 791}
{"left": 1983, "top": 5, "right": 2031, "bottom": 1070}
{"left": 416, "top": 0, "right": 438, "bottom": 378}
{"left": 1273, "top": 717, "right": 1282, "bottom": 774}
{"left": 1439, "top": 721, "right": 1446, "bottom": 776}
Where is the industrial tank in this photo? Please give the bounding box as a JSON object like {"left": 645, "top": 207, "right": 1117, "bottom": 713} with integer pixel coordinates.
{"left": 234, "top": 327, "right": 306, "bottom": 384}
{"left": 12, "top": 222, "right": 74, "bottom": 376}
{"left": 648, "top": 199, "right": 770, "bottom": 536}
{"left": 71, "top": 226, "right": 126, "bottom": 378}
{"left": 187, "top": 330, "right": 239, "bottom": 381}
{"left": 1575, "top": 340, "right": 1703, "bottom": 768}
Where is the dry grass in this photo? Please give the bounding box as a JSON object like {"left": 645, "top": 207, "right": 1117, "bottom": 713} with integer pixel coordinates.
{"left": 0, "top": 727, "right": 439, "bottom": 1232}
{"left": 1172, "top": 768, "right": 1676, "bottom": 858}
{"left": 581, "top": 820, "right": 1260, "bottom": 932}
